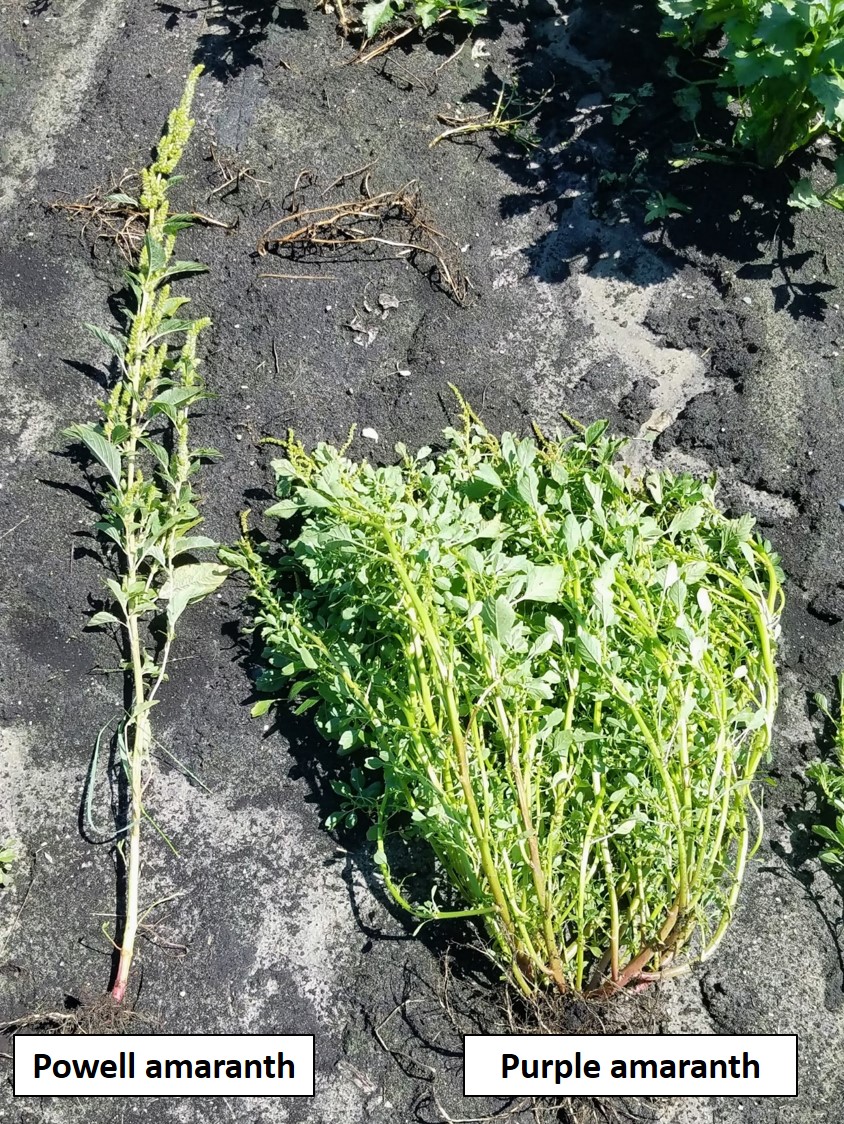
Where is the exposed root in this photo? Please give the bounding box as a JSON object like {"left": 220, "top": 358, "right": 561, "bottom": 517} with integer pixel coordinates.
{"left": 207, "top": 143, "right": 269, "bottom": 201}
{"left": 1, "top": 994, "right": 155, "bottom": 1037}
{"left": 50, "top": 171, "right": 233, "bottom": 260}
{"left": 257, "top": 170, "right": 469, "bottom": 303}
{"left": 369, "top": 945, "right": 667, "bottom": 1124}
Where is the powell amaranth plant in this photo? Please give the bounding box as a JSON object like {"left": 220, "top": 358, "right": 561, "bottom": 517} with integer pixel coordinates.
{"left": 64, "top": 67, "right": 227, "bottom": 1003}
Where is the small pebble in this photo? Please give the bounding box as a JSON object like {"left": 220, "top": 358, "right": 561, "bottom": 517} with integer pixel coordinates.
{"left": 361, "top": 427, "right": 379, "bottom": 442}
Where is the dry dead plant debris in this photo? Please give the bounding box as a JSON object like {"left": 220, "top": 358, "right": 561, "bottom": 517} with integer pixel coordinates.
{"left": 431, "top": 82, "right": 548, "bottom": 150}
{"left": 257, "top": 168, "right": 469, "bottom": 302}
{"left": 318, "top": 0, "right": 481, "bottom": 68}
{"left": 207, "top": 143, "right": 269, "bottom": 200}
{"left": 50, "top": 171, "right": 232, "bottom": 260}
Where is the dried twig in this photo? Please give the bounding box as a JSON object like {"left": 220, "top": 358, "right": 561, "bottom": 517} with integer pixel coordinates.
{"left": 431, "top": 82, "right": 548, "bottom": 150}
{"left": 207, "top": 143, "right": 268, "bottom": 200}
{"left": 50, "top": 171, "right": 233, "bottom": 260}
{"left": 257, "top": 175, "right": 468, "bottom": 303}
{"left": 318, "top": 0, "right": 353, "bottom": 36}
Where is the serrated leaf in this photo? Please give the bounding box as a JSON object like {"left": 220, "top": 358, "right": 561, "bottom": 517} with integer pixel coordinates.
{"left": 362, "top": 0, "right": 395, "bottom": 36}
{"left": 811, "top": 72, "right": 844, "bottom": 127}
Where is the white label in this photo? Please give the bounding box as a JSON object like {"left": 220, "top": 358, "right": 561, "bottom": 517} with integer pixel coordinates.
{"left": 464, "top": 1034, "right": 797, "bottom": 1097}
{"left": 14, "top": 1035, "right": 314, "bottom": 1097}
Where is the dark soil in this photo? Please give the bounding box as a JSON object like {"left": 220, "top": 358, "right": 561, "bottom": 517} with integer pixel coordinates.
{"left": 1, "top": 1, "right": 843, "bottom": 1122}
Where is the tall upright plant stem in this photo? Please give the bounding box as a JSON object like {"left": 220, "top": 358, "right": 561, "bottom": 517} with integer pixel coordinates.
{"left": 64, "top": 67, "right": 228, "bottom": 1003}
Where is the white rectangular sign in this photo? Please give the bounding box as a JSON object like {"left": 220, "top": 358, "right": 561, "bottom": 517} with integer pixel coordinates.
{"left": 464, "top": 1034, "right": 797, "bottom": 1097}
{"left": 14, "top": 1034, "right": 314, "bottom": 1097}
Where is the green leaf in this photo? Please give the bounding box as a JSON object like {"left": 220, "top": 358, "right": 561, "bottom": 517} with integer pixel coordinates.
{"left": 522, "top": 564, "right": 564, "bottom": 603}
{"left": 668, "top": 505, "right": 704, "bottom": 536}
{"left": 160, "top": 562, "right": 230, "bottom": 625}
{"left": 149, "top": 386, "right": 213, "bottom": 422}
{"left": 584, "top": 419, "right": 609, "bottom": 447}
{"left": 62, "top": 424, "right": 122, "bottom": 486}
{"left": 362, "top": 0, "right": 396, "bottom": 36}
{"left": 87, "top": 610, "right": 124, "bottom": 628}
{"left": 162, "top": 214, "right": 197, "bottom": 236}
{"left": 105, "top": 192, "right": 139, "bottom": 207}
{"left": 481, "top": 595, "right": 517, "bottom": 644}
{"left": 788, "top": 178, "right": 823, "bottom": 210}
{"left": 173, "top": 535, "right": 218, "bottom": 554}
{"left": 150, "top": 317, "right": 195, "bottom": 342}
{"left": 673, "top": 84, "right": 701, "bottom": 122}
{"left": 810, "top": 72, "right": 844, "bottom": 128}
{"left": 563, "top": 513, "right": 581, "bottom": 553}
{"left": 161, "top": 260, "right": 209, "bottom": 281}
{"left": 251, "top": 698, "right": 275, "bottom": 717}
{"left": 94, "top": 519, "right": 123, "bottom": 546}
{"left": 143, "top": 233, "right": 167, "bottom": 275}
{"left": 84, "top": 323, "right": 125, "bottom": 359}
{"left": 416, "top": 0, "right": 440, "bottom": 28}
{"left": 576, "top": 628, "right": 602, "bottom": 665}
{"left": 264, "top": 499, "right": 301, "bottom": 519}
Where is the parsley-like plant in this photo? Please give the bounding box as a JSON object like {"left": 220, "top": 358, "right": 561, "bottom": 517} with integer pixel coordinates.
{"left": 659, "top": 0, "right": 844, "bottom": 169}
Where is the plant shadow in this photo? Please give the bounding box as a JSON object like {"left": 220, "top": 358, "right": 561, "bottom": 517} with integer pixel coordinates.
{"left": 455, "top": 0, "right": 835, "bottom": 319}
{"left": 157, "top": 1, "right": 310, "bottom": 82}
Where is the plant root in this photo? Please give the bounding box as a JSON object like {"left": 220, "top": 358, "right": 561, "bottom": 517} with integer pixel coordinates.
{"left": 207, "top": 143, "right": 269, "bottom": 201}
{"left": 50, "top": 171, "right": 233, "bottom": 260}
{"left": 257, "top": 170, "right": 469, "bottom": 303}
{"left": 1, "top": 993, "right": 155, "bottom": 1037}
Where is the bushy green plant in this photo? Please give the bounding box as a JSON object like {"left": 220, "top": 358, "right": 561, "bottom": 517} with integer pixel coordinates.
{"left": 659, "top": 0, "right": 844, "bottom": 168}
{"left": 224, "top": 408, "right": 783, "bottom": 996}
{"left": 808, "top": 675, "right": 844, "bottom": 866}
{"left": 361, "top": 0, "right": 485, "bottom": 37}
{"left": 64, "top": 67, "right": 227, "bottom": 1003}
